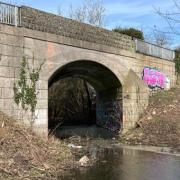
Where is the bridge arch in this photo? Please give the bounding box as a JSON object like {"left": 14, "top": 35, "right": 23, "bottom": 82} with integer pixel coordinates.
{"left": 44, "top": 49, "right": 129, "bottom": 85}
{"left": 48, "top": 59, "right": 124, "bottom": 133}
{"left": 49, "top": 60, "right": 122, "bottom": 91}
{"left": 35, "top": 49, "right": 149, "bottom": 137}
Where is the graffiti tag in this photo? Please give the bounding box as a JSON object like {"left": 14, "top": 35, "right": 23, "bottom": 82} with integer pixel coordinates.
{"left": 142, "top": 67, "right": 170, "bottom": 89}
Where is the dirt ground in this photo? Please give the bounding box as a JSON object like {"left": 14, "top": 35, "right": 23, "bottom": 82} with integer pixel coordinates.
{"left": 120, "top": 85, "right": 180, "bottom": 153}
{"left": 0, "top": 113, "right": 75, "bottom": 180}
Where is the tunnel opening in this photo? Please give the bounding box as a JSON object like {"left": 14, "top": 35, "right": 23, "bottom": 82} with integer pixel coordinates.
{"left": 48, "top": 60, "right": 123, "bottom": 139}
{"left": 48, "top": 77, "right": 96, "bottom": 126}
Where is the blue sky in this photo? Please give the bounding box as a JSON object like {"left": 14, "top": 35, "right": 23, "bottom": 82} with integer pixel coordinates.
{"left": 3, "top": 0, "right": 180, "bottom": 48}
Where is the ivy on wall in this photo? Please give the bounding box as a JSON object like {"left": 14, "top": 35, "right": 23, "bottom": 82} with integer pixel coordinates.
{"left": 13, "top": 56, "right": 44, "bottom": 126}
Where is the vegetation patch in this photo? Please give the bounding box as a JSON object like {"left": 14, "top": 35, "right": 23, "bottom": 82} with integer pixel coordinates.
{"left": 13, "top": 57, "right": 44, "bottom": 127}
{"left": 120, "top": 86, "right": 180, "bottom": 152}
{"left": 0, "top": 112, "right": 75, "bottom": 179}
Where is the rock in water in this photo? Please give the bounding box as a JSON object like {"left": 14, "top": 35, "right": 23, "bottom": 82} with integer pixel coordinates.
{"left": 79, "top": 156, "right": 89, "bottom": 166}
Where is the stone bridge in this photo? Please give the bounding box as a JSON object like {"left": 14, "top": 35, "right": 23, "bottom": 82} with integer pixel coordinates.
{"left": 0, "top": 4, "right": 176, "bottom": 137}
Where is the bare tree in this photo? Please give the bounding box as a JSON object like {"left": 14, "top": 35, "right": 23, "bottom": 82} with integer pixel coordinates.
{"left": 68, "top": 3, "right": 87, "bottom": 23}
{"left": 155, "top": 0, "right": 180, "bottom": 36}
{"left": 155, "top": 0, "right": 180, "bottom": 83}
{"left": 86, "top": 0, "right": 106, "bottom": 27}
{"left": 57, "top": 5, "right": 62, "bottom": 16}
{"left": 152, "top": 28, "right": 171, "bottom": 47}
{"left": 58, "top": 0, "right": 106, "bottom": 27}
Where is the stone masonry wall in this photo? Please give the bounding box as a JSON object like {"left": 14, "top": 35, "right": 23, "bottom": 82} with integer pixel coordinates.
{"left": 0, "top": 24, "right": 176, "bottom": 136}
{"left": 20, "top": 6, "right": 135, "bottom": 52}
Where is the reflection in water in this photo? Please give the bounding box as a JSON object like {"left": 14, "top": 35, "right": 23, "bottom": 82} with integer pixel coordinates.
{"left": 54, "top": 125, "right": 117, "bottom": 139}
{"left": 60, "top": 147, "right": 180, "bottom": 180}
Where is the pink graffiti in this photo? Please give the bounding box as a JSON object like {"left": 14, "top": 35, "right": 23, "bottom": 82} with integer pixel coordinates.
{"left": 143, "top": 67, "right": 166, "bottom": 89}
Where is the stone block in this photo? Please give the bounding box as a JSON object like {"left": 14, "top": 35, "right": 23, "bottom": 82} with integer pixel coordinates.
{"left": 38, "top": 90, "right": 48, "bottom": 99}
{"left": 37, "top": 80, "right": 48, "bottom": 90}
{"left": 0, "top": 66, "right": 15, "bottom": 78}
{"left": 36, "top": 99, "right": 48, "bottom": 109}
{"left": 0, "top": 33, "right": 23, "bottom": 47}
{"left": 35, "top": 109, "right": 48, "bottom": 125}
{"left": 1, "top": 88, "right": 14, "bottom": 98}
{"left": 0, "top": 99, "right": 15, "bottom": 110}
{"left": 0, "top": 78, "right": 15, "bottom": 88}
{"left": 0, "top": 44, "right": 23, "bottom": 57}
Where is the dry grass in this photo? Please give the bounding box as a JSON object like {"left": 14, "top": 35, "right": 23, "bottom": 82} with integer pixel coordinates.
{"left": 121, "top": 86, "right": 180, "bottom": 150}
{"left": 0, "top": 113, "right": 74, "bottom": 180}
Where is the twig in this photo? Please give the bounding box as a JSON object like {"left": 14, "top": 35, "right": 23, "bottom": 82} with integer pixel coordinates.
{"left": 0, "top": 166, "right": 13, "bottom": 175}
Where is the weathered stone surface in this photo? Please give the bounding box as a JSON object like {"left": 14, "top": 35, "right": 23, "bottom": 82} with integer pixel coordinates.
{"left": 0, "top": 21, "right": 176, "bottom": 137}
{"left": 1, "top": 88, "right": 14, "bottom": 99}
{"left": 20, "top": 6, "right": 135, "bottom": 52}
{"left": 123, "top": 70, "right": 149, "bottom": 130}
{"left": 0, "top": 66, "right": 15, "bottom": 78}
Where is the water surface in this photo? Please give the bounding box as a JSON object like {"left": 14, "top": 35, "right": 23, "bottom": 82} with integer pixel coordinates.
{"left": 60, "top": 146, "right": 180, "bottom": 180}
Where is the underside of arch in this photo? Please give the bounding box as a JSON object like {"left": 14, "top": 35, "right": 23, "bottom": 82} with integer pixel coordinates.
{"left": 49, "top": 60, "right": 122, "bottom": 91}
{"left": 48, "top": 60, "right": 123, "bottom": 132}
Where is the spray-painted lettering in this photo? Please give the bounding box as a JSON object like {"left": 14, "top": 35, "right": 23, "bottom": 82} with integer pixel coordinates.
{"left": 142, "top": 67, "right": 169, "bottom": 89}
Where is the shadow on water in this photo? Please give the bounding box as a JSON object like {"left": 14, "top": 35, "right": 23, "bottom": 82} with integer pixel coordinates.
{"left": 59, "top": 145, "right": 180, "bottom": 180}
{"left": 53, "top": 125, "right": 118, "bottom": 139}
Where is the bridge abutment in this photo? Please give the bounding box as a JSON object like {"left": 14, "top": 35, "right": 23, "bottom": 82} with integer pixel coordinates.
{"left": 123, "top": 70, "right": 149, "bottom": 131}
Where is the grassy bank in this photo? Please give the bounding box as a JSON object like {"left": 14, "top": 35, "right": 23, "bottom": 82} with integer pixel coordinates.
{"left": 120, "top": 86, "right": 180, "bottom": 152}
{"left": 0, "top": 113, "right": 74, "bottom": 179}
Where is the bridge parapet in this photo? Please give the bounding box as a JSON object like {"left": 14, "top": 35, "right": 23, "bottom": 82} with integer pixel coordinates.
{"left": 0, "top": 2, "right": 21, "bottom": 26}
{"left": 135, "top": 39, "right": 175, "bottom": 61}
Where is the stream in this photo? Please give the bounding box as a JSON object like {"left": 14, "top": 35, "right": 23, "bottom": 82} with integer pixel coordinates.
{"left": 56, "top": 125, "right": 180, "bottom": 180}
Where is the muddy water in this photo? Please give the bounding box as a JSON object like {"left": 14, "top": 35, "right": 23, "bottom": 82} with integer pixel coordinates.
{"left": 57, "top": 126, "right": 180, "bottom": 180}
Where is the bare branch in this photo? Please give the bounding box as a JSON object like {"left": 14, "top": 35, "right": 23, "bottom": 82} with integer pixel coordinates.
{"left": 153, "top": 29, "right": 171, "bottom": 47}
{"left": 173, "top": 0, "right": 180, "bottom": 11}
{"left": 86, "top": 0, "right": 106, "bottom": 27}
{"left": 57, "top": 5, "right": 62, "bottom": 16}
{"left": 59, "top": 0, "right": 106, "bottom": 27}
{"left": 155, "top": 2, "right": 180, "bottom": 37}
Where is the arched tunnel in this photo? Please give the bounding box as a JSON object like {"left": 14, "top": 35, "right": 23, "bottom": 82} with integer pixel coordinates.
{"left": 48, "top": 60, "right": 123, "bottom": 137}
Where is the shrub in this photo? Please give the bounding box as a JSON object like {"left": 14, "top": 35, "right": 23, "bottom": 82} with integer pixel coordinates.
{"left": 113, "top": 27, "right": 144, "bottom": 40}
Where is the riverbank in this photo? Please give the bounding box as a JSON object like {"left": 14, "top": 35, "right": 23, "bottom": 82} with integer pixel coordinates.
{"left": 0, "top": 112, "right": 76, "bottom": 179}
{"left": 119, "top": 85, "right": 180, "bottom": 153}
{"left": 1, "top": 86, "right": 180, "bottom": 179}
